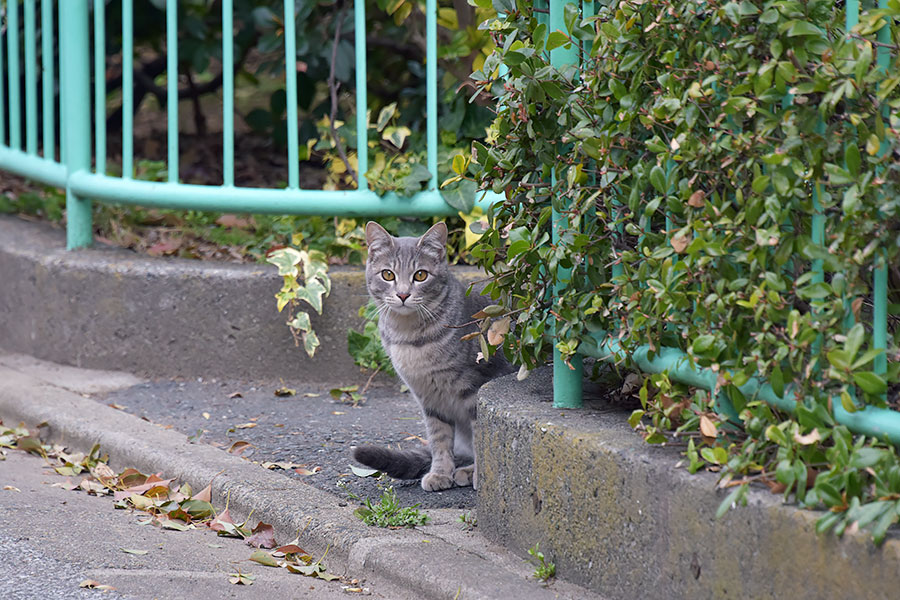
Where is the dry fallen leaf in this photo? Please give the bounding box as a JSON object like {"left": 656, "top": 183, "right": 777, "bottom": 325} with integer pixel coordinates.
{"left": 202, "top": 412, "right": 211, "bottom": 420}
{"left": 3, "top": 485, "right": 21, "bottom": 492}
{"left": 107, "top": 403, "right": 127, "bottom": 410}
{"left": 246, "top": 522, "right": 277, "bottom": 549}
{"left": 294, "top": 466, "right": 322, "bottom": 476}
{"left": 699, "top": 415, "right": 718, "bottom": 438}
{"left": 79, "top": 580, "right": 116, "bottom": 591}
{"left": 227, "top": 441, "right": 253, "bottom": 455}
{"left": 227, "top": 392, "right": 243, "bottom": 399}
{"left": 235, "top": 422, "right": 257, "bottom": 429}
{"left": 274, "top": 387, "right": 296, "bottom": 397}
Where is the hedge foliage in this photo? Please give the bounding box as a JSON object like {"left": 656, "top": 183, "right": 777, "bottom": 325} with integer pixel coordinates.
{"left": 469, "top": 0, "right": 900, "bottom": 542}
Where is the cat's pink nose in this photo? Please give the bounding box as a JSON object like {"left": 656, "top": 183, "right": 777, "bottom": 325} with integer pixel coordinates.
{"left": 396, "top": 292, "right": 411, "bottom": 303}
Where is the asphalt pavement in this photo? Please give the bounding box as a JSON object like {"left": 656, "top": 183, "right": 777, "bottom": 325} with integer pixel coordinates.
{"left": 100, "top": 376, "right": 476, "bottom": 511}
{"left": 0, "top": 350, "right": 602, "bottom": 600}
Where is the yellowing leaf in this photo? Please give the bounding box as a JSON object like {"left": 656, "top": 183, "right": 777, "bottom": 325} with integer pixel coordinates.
{"left": 671, "top": 233, "right": 690, "bottom": 254}
{"left": 792, "top": 428, "right": 821, "bottom": 446}
{"left": 699, "top": 415, "right": 718, "bottom": 438}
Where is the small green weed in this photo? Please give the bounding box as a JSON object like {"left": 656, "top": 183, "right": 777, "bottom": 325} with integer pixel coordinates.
{"left": 528, "top": 544, "right": 556, "bottom": 582}
{"left": 347, "top": 301, "right": 395, "bottom": 377}
{"left": 458, "top": 511, "right": 477, "bottom": 530}
{"left": 355, "top": 486, "right": 428, "bottom": 528}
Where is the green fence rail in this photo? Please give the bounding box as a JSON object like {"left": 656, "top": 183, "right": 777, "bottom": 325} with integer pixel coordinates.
{"left": 543, "top": 0, "right": 900, "bottom": 444}
{"left": 0, "top": 0, "right": 496, "bottom": 251}
{"left": 1, "top": 0, "right": 897, "bottom": 443}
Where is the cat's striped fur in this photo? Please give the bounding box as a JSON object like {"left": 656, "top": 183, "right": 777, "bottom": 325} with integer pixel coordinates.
{"left": 352, "top": 221, "right": 513, "bottom": 491}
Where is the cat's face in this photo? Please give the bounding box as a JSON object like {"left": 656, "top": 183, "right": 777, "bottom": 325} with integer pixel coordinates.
{"left": 365, "top": 221, "right": 449, "bottom": 317}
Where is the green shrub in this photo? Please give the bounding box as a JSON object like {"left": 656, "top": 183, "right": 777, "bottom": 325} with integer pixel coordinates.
{"left": 469, "top": 0, "right": 900, "bottom": 543}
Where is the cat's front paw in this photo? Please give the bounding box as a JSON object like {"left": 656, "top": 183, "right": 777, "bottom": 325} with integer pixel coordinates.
{"left": 452, "top": 465, "right": 474, "bottom": 488}
{"left": 421, "top": 472, "right": 454, "bottom": 491}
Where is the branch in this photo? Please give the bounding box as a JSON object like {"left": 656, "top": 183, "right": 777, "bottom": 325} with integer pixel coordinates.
{"left": 327, "top": 7, "right": 358, "bottom": 182}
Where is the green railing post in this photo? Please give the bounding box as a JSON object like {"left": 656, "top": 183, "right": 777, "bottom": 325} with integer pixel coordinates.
{"left": 550, "top": 0, "right": 583, "bottom": 408}
{"left": 7, "top": 0, "right": 21, "bottom": 150}
{"left": 61, "top": 0, "right": 92, "bottom": 249}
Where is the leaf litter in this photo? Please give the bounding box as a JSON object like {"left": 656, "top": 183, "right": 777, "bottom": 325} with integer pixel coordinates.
{"left": 0, "top": 420, "right": 347, "bottom": 587}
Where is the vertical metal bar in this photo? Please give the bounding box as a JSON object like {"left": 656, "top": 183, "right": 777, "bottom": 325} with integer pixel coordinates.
{"left": 354, "top": 0, "right": 367, "bottom": 189}
{"left": 425, "top": 0, "right": 437, "bottom": 190}
{"left": 41, "top": 0, "right": 55, "bottom": 160}
{"left": 222, "top": 0, "right": 234, "bottom": 187}
{"left": 1, "top": 4, "right": 7, "bottom": 145}
{"left": 61, "top": 0, "right": 93, "bottom": 249}
{"left": 24, "top": 0, "right": 38, "bottom": 155}
{"left": 284, "top": 0, "right": 299, "bottom": 189}
{"left": 8, "top": 0, "right": 21, "bottom": 150}
{"left": 122, "top": 0, "right": 133, "bottom": 178}
{"left": 58, "top": 0, "right": 65, "bottom": 162}
{"left": 873, "top": 0, "right": 889, "bottom": 379}
{"left": 167, "top": 0, "right": 178, "bottom": 183}
{"left": 550, "top": 0, "right": 582, "bottom": 408}
{"left": 94, "top": 0, "right": 106, "bottom": 174}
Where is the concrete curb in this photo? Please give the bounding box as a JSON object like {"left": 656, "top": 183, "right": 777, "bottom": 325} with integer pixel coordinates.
{"left": 476, "top": 368, "right": 900, "bottom": 600}
{"left": 0, "top": 356, "right": 601, "bottom": 600}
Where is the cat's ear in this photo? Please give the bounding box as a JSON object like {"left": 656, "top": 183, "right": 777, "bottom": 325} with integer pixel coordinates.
{"left": 365, "top": 221, "right": 393, "bottom": 249}
{"left": 418, "top": 222, "right": 448, "bottom": 254}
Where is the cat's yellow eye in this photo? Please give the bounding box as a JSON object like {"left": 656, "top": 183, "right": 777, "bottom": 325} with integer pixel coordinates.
{"left": 381, "top": 269, "right": 395, "bottom": 281}
{"left": 413, "top": 270, "right": 428, "bottom": 282}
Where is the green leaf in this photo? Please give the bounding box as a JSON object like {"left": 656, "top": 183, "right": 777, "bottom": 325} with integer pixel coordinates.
{"left": 441, "top": 179, "right": 477, "bottom": 213}
{"left": 649, "top": 165, "right": 667, "bottom": 194}
{"left": 563, "top": 2, "right": 579, "bottom": 34}
{"left": 844, "top": 144, "right": 861, "bottom": 177}
{"left": 844, "top": 323, "right": 865, "bottom": 361}
{"left": 770, "top": 364, "right": 785, "bottom": 399}
{"left": 289, "top": 311, "right": 312, "bottom": 333}
{"left": 296, "top": 279, "right": 327, "bottom": 314}
{"left": 787, "top": 21, "right": 823, "bottom": 37}
{"left": 853, "top": 371, "right": 887, "bottom": 396}
{"left": 692, "top": 335, "right": 716, "bottom": 354}
{"left": 827, "top": 349, "right": 852, "bottom": 370}
{"left": 376, "top": 103, "right": 397, "bottom": 133}
{"left": 302, "top": 330, "right": 320, "bottom": 358}
{"left": 249, "top": 550, "right": 280, "bottom": 567}
{"left": 716, "top": 485, "right": 745, "bottom": 519}
{"left": 546, "top": 31, "right": 570, "bottom": 51}
{"left": 266, "top": 248, "right": 303, "bottom": 277}
{"left": 840, "top": 389, "right": 857, "bottom": 413}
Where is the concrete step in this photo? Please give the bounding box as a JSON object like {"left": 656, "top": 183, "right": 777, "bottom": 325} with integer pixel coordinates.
{"left": 476, "top": 368, "right": 900, "bottom": 600}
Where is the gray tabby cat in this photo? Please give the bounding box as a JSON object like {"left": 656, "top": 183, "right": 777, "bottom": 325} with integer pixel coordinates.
{"left": 352, "top": 221, "right": 513, "bottom": 491}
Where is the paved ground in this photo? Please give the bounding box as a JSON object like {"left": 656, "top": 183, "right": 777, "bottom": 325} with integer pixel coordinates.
{"left": 0, "top": 449, "right": 408, "bottom": 599}
{"left": 0, "top": 351, "right": 603, "bottom": 600}
{"left": 100, "top": 377, "right": 477, "bottom": 511}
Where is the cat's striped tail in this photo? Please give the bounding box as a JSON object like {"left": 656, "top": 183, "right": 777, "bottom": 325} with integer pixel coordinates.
{"left": 352, "top": 445, "right": 431, "bottom": 479}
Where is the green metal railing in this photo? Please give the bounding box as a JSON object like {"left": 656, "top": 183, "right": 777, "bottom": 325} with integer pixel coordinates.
{"left": 545, "top": 0, "right": 900, "bottom": 444}
{"left": 0, "top": 0, "right": 494, "bottom": 251}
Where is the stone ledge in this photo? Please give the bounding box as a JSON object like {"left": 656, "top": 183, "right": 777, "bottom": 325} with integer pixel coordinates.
{"left": 476, "top": 367, "right": 900, "bottom": 600}
{"left": 0, "top": 215, "right": 479, "bottom": 382}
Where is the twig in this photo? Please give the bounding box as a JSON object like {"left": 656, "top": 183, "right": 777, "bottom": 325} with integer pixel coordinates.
{"left": 361, "top": 366, "right": 381, "bottom": 395}
{"left": 327, "top": 6, "right": 358, "bottom": 182}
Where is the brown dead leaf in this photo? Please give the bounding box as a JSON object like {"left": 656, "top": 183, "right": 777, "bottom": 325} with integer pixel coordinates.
{"left": 486, "top": 317, "right": 511, "bottom": 346}
{"left": 671, "top": 233, "right": 691, "bottom": 254}
{"left": 246, "top": 522, "right": 277, "bottom": 549}
{"left": 146, "top": 237, "right": 182, "bottom": 257}
{"left": 3, "top": 485, "right": 21, "bottom": 492}
{"left": 79, "top": 579, "right": 116, "bottom": 591}
{"left": 215, "top": 214, "right": 256, "bottom": 229}
{"left": 208, "top": 508, "right": 236, "bottom": 532}
{"left": 228, "top": 441, "right": 253, "bottom": 455}
{"left": 293, "top": 466, "right": 322, "bottom": 476}
{"left": 699, "top": 415, "right": 718, "bottom": 438}
{"left": 687, "top": 190, "right": 706, "bottom": 207}
{"left": 235, "top": 422, "right": 257, "bottom": 429}
{"left": 107, "top": 403, "right": 127, "bottom": 410}
{"left": 227, "top": 392, "right": 243, "bottom": 399}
